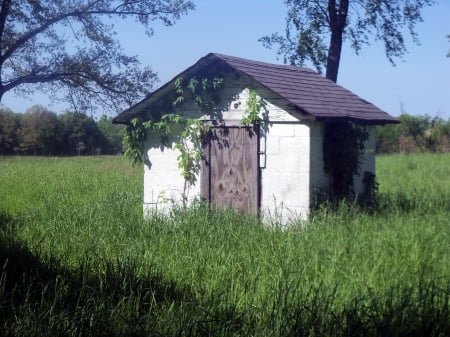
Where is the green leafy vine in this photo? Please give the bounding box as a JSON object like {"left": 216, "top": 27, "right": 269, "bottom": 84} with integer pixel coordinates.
{"left": 125, "top": 80, "right": 370, "bottom": 209}
{"left": 240, "top": 88, "right": 267, "bottom": 126}
{"left": 174, "top": 76, "right": 224, "bottom": 113}
{"left": 323, "top": 122, "right": 369, "bottom": 200}
{"left": 123, "top": 82, "right": 270, "bottom": 208}
{"left": 123, "top": 76, "right": 224, "bottom": 206}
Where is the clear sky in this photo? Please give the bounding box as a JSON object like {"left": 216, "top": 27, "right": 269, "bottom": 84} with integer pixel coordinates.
{"left": 2, "top": 0, "right": 449, "bottom": 119}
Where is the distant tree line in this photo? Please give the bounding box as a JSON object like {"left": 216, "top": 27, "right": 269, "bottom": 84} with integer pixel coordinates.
{"left": 0, "top": 105, "right": 124, "bottom": 156}
{"left": 376, "top": 114, "right": 450, "bottom": 154}
{"left": 1, "top": 106, "right": 449, "bottom": 156}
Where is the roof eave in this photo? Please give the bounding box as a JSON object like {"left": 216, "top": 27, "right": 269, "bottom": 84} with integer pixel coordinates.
{"left": 113, "top": 53, "right": 228, "bottom": 125}
{"left": 113, "top": 53, "right": 400, "bottom": 126}
{"left": 316, "top": 116, "right": 400, "bottom": 125}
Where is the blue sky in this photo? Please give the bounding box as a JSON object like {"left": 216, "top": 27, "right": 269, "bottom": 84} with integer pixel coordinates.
{"left": 2, "top": 0, "right": 450, "bottom": 119}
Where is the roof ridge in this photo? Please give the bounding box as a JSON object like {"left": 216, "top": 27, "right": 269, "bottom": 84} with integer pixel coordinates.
{"left": 209, "top": 52, "right": 315, "bottom": 73}
{"left": 114, "top": 52, "right": 399, "bottom": 125}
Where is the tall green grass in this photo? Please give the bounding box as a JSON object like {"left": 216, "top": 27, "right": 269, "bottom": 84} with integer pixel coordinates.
{"left": 0, "top": 154, "right": 449, "bottom": 336}
{"left": 376, "top": 153, "right": 450, "bottom": 213}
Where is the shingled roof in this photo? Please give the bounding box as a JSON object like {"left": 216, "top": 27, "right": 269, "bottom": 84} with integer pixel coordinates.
{"left": 113, "top": 53, "right": 399, "bottom": 125}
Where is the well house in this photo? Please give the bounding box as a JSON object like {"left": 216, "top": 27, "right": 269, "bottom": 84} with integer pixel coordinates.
{"left": 113, "top": 53, "right": 398, "bottom": 222}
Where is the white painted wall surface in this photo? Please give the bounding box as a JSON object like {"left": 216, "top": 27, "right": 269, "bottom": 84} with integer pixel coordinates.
{"left": 142, "top": 83, "right": 315, "bottom": 223}
{"left": 260, "top": 122, "right": 312, "bottom": 223}
{"left": 225, "top": 85, "right": 315, "bottom": 223}
{"left": 141, "top": 77, "right": 375, "bottom": 223}
{"left": 142, "top": 131, "right": 200, "bottom": 215}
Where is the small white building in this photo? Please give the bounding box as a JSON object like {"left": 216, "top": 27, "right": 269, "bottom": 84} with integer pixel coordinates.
{"left": 113, "top": 53, "right": 398, "bottom": 222}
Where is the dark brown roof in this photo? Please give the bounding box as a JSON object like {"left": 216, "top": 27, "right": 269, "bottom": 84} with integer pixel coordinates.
{"left": 113, "top": 53, "right": 399, "bottom": 125}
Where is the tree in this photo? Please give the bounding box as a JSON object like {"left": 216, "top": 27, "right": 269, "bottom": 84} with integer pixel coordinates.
{"left": 17, "top": 105, "right": 61, "bottom": 155}
{"left": 96, "top": 115, "right": 124, "bottom": 154}
{"left": 0, "top": 0, "right": 194, "bottom": 114}
{"left": 261, "top": 0, "right": 435, "bottom": 82}
{"left": 59, "top": 111, "right": 107, "bottom": 155}
{"left": 375, "top": 122, "right": 402, "bottom": 154}
{"left": 0, "top": 107, "right": 20, "bottom": 154}
{"left": 375, "top": 114, "right": 450, "bottom": 154}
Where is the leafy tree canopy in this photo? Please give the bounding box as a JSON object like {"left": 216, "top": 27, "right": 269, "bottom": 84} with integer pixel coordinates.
{"left": 260, "top": 0, "right": 435, "bottom": 82}
{"left": 18, "top": 105, "right": 60, "bottom": 155}
{"left": 1, "top": 106, "right": 126, "bottom": 155}
{"left": 0, "top": 107, "right": 20, "bottom": 154}
{"left": 0, "top": 0, "right": 194, "bottom": 114}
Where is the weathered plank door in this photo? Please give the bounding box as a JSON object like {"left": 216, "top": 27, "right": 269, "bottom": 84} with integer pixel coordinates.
{"left": 201, "top": 126, "right": 259, "bottom": 214}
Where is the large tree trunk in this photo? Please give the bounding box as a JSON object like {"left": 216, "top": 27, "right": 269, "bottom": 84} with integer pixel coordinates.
{"left": 326, "top": 30, "right": 343, "bottom": 82}
{"left": 325, "top": 0, "right": 349, "bottom": 82}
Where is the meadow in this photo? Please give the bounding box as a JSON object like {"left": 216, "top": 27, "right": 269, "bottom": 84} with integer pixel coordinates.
{"left": 0, "top": 154, "right": 449, "bottom": 336}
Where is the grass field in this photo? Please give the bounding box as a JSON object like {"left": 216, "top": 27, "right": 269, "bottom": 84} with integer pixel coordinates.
{"left": 1, "top": 154, "right": 449, "bottom": 336}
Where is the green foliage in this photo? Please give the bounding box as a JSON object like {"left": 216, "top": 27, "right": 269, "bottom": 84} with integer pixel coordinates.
{"left": 174, "top": 76, "right": 224, "bottom": 113}
{"left": 376, "top": 122, "right": 402, "bottom": 154}
{"left": 17, "top": 105, "right": 61, "bottom": 155}
{"left": 0, "top": 155, "right": 449, "bottom": 336}
{"left": 96, "top": 115, "right": 125, "bottom": 154}
{"left": 174, "top": 121, "right": 205, "bottom": 207}
{"left": 0, "top": 108, "right": 21, "bottom": 155}
{"left": 173, "top": 119, "right": 203, "bottom": 180}
{"left": 0, "top": 106, "right": 126, "bottom": 156}
{"left": 122, "top": 118, "right": 147, "bottom": 165}
{"left": 240, "top": 88, "right": 267, "bottom": 126}
{"left": 123, "top": 76, "right": 225, "bottom": 203}
{"left": 261, "top": 0, "right": 435, "bottom": 81}
{"left": 0, "top": 1, "right": 194, "bottom": 114}
{"left": 59, "top": 111, "right": 109, "bottom": 155}
{"left": 323, "top": 122, "right": 369, "bottom": 200}
{"left": 123, "top": 113, "right": 207, "bottom": 205}
{"left": 376, "top": 113, "right": 450, "bottom": 153}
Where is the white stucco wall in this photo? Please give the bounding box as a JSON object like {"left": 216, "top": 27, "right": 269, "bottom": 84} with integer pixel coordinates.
{"left": 212, "top": 85, "right": 317, "bottom": 223}
{"left": 141, "top": 77, "right": 375, "bottom": 223}
{"left": 259, "top": 122, "right": 312, "bottom": 223}
{"left": 142, "top": 82, "right": 317, "bottom": 222}
{"left": 142, "top": 131, "right": 200, "bottom": 215}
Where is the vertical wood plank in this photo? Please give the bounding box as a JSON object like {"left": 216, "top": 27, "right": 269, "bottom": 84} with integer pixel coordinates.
{"left": 202, "top": 126, "right": 259, "bottom": 214}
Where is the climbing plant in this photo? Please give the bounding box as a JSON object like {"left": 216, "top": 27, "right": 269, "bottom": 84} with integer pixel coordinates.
{"left": 174, "top": 76, "right": 224, "bottom": 113}
{"left": 323, "top": 122, "right": 369, "bottom": 200}
{"left": 123, "top": 79, "right": 271, "bottom": 207}
{"left": 123, "top": 118, "right": 148, "bottom": 165}
{"left": 240, "top": 88, "right": 267, "bottom": 126}
{"left": 123, "top": 76, "right": 224, "bottom": 206}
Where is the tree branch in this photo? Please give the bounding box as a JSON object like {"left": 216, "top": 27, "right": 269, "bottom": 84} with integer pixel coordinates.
{"left": 0, "top": 1, "right": 192, "bottom": 111}
{"left": 0, "top": 1, "right": 188, "bottom": 67}
{"left": 1, "top": 66, "right": 124, "bottom": 96}
{"left": 0, "top": 10, "right": 82, "bottom": 67}
{"left": 0, "top": 0, "right": 11, "bottom": 51}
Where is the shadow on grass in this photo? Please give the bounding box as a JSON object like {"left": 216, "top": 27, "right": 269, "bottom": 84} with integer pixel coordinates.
{"left": 1, "top": 209, "right": 449, "bottom": 337}
{"left": 311, "top": 190, "right": 449, "bottom": 219}
{"left": 0, "top": 210, "right": 248, "bottom": 337}
{"left": 263, "top": 281, "right": 450, "bottom": 337}
{"left": 374, "top": 191, "right": 444, "bottom": 214}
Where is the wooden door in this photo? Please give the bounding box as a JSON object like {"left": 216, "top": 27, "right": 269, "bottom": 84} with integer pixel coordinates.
{"left": 201, "top": 126, "right": 259, "bottom": 214}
